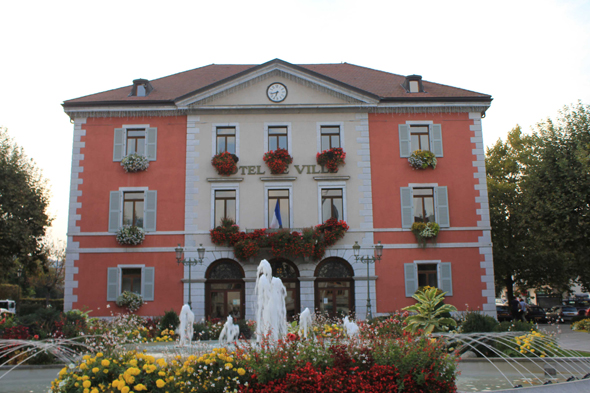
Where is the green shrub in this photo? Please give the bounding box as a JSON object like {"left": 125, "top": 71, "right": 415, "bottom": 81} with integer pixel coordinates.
{"left": 460, "top": 311, "right": 499, "bottom": 333}
{"left": 237, "top": 319, "right": 253, "bottom": 339}
{"left": 495, "top": 320, "right": 533, "bottom": 332}
{"left": 159, "top": 309, "right": 180, "bottom": 331}
{"left": 0, "top": 284, "right": 21, "bottom": 303}
{"left": 19, "top": 298, "right": 64, "bottom": 315}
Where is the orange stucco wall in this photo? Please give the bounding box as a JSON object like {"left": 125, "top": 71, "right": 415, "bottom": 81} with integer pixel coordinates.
{"left": 369, "top": 112, "right": 487, "bottom": 312}
{"left": 72, "top": 116, "right": 187, "bottom": 315}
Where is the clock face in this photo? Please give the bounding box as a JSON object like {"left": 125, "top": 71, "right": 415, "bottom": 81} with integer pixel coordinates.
{"left": 267, "top": 83, "right": 287, "bottom": 102}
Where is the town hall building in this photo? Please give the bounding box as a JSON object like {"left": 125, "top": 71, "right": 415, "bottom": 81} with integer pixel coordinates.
{"left": 62, "top": 59, "right": 495, "bottom": 321}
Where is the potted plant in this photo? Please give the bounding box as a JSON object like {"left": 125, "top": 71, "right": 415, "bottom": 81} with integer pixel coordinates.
{"left": 211, "top": 152, "right": 239, "bottom": 176}
{"left": 210, "top": 217, "right": 242, "bottom": 247}
{"left": 408, "top": 150, "right": 437, "bottom": 170}
{"left": 233, "top": 238, "right": 260, "bottom": 261}
{"left": 121, "top": 153, "right": 149, "bottom": 173}
{"left": 316, "top": 147, "right": 346, "bottom": 173}
{"left": 115, "top": 291, "right": 144, "bottom": 313}
{"left": 411, "top": 222, "right": 440, "bottom": 247}
{"left": 263, "top": 148, "right": 293, "bottom": 174}
{"left": 116, "top": 225, "right": 145, "bottom": 245}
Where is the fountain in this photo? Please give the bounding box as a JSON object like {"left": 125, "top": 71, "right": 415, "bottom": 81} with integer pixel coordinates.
{"left": 343, "top": 316, "right": 359, "bottom": 337}
{"left": 218, "top": 315, "right": 240, "bottom": 344}
{"left": 254, "top": 259, "right": 288, "bottom": 342}
{"left": 177, "top": 304, "right": 194, "bottom": 347}
{"left": 299, "top": 308, "right": 313, "bottom": 338}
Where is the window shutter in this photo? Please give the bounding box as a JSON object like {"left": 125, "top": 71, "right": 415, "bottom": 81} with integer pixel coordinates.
{"left": 436, "top": 186, "right": 450, "bottom": 228}
{"left": 144, "top": 190, "right": 157, "bottom": 232}
{"left": 113, "top": 128, "right": 125, "bottom": 161}
{"left": 142, "top": 267, "right": 155, "bottom": 301}
{"left": 398, "top": 124, "right": 411, "bottom": 157}
{"left": 400, "top": 187, "right": 413, "bottom": 228}
{"left": 431, "top": 124, "right": 443, "bottom": 157}
{"left": 404, "top": 263, "right": 417, "bottom": 297}
{"left": 108, "top": 191, "right": 121, "bottom": 232}
{"left": 439, "top": 262, "right": 453, "bottom": 296}
{"left": 107, "top": 268, "right": 119, "bottom": 301}
{"left": 146, "top": 127, "right": 157, "bottom": 161}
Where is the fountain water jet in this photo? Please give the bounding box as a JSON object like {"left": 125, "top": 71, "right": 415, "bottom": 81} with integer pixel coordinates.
{"left": 343, "top": 316, "right": 359, "bottom": 337}
{"left": 298, "top": 308, "right": 313, "bottom": 339}
{"left": 254, "top": 259, "right": 288, "bottom": 342}
{"left": 178, "top": 304, "right": 194, "bottom": 346}
{"left": 219, "top": 315, "right": 240, "bottom": 344}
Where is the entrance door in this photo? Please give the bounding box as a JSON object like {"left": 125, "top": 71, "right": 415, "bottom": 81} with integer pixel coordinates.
{"left": 315, "top": 258, "right": 355, "bottom": 318}
{"left": 209, "top": 283, "right": 243, "bottom": 320}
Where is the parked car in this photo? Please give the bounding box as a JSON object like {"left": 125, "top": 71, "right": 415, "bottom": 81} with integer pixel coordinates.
{"left": 496, "top": 305, "right": 513, "bottom": 322}
{"left": 547, "top": 306, "right": 578, "bottom": 322}
{"left": 525, "top": 306, "right": 547, "bottom": 323}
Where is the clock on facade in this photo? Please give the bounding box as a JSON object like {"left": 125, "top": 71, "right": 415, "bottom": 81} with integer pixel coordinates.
{"left": 267, "top": 83, "right": 287, "bottom": 102}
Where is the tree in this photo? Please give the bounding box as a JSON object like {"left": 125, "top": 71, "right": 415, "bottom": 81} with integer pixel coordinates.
{"left": 0, "top": 126, "right": 52, "bottom": 282}
{"left": 29, "top": 238, "right": 66, "bottom": 304}
{"left": 520, "top": 102, "right": 590, "bottom": 292}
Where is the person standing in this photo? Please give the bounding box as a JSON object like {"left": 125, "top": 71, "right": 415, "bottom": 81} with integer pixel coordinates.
{"left": 510, "top": 297, "right": 521, "bottom": 321}
{"left": 519, "top": 298, "right": 528, "bottom": 321}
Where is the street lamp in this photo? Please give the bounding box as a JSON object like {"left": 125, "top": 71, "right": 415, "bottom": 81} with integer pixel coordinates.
{"left": 175, "top": 243, "right": 205, "bottom": 309}
{"left": 352, "top": 240, "right": 383, "bottom": 320}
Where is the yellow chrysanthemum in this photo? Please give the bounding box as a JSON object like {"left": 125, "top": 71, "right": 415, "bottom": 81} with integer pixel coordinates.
{"left": 83, "top": 380, "right": 91, "bottom": 388}
{"left": 92, "top": 367, "right": 99, "bottom": 373}
{"left": 134, "top": 384, "right": 147, "bottom": 391}
{"left": 101, "top": 359, "right": 110, "bottom": 367}
{"left": 121, "top": 387, "right": 130, "bottom": 393}
{"left": 237, "top": 368, "right": 246, "bottom": 376}
{"left": 156, "top": 379, "right": 166, "bottom": 388}
{"left": 96, "top": 352, "right": 103, "bottom": 358}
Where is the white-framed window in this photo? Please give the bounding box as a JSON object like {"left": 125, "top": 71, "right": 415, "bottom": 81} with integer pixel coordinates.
{"left": 317, "top": 181, "right": 347, "bottom": 223}
{"left": 210, "top": 184, "right": 240, "bottom": 228}
{"left": 106, "top": 265, "right": 155, "bottom": 301}
{"left": 108, "top": 187, "right": 157, "bottom": 232}
{"left": 398, "top": 122, "right": 443, "bottom": 158}
{"left": 264, "top": 123, "right": 292, "bottom": 154}
{"left": 212, "top": 123, "right": 240, "bottom": 157}
{"left": 404, "top": 261, "right": 453, "bottom": 297}
{"left": 113, "top": 125, "right": 157, "bottom": 161}
{"left": 400, "top": 184, "right": 449, "bottom": 228}
{"left": 264, "top": 183, "right": 293, "bottom": 229}
{"left": 316, "top": 122, "right": 344, "bottom": 152}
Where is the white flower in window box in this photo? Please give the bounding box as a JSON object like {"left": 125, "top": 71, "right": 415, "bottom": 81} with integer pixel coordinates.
{"left": 121, "top": 153, "right": 149, "bottom": 173}
{"left": 116, "top": 225, "right": 146, "bottom": 245}
{"left": 408, "top": 150, "right": 437, "bottom": 170}
{"left": 115, "top": 290, "right": 144, "bottom": 312}
{"left": 411, "top": 222, "right": 440, "bottom": 247}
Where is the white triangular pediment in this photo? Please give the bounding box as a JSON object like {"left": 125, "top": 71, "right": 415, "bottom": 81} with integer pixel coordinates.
{"left": 176, "top": 63, "right": 378, "bottom": 109}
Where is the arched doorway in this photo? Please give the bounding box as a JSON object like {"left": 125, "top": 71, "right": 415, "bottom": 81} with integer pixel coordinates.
{"left": 205, "top": 259, "right": 245, "bottom": 320}
{"left": 314, "top": 258, "right": 355, "bottom": 318}
{"left": 269, "top": 258, "right": 300, "bottom": 321}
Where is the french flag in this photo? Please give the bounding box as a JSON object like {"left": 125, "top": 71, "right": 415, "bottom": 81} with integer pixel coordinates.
{"left": 269, "top": 199, "right": 283, "bottom": 229}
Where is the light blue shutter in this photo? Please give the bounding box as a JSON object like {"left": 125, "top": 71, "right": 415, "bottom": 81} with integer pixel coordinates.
{"left": 436, "top": 186, "right": 450, "bottom": 228}
{"left": 431, "top": 124, "right": 443, "bottom": 157}
{"left": 144, "top": 190, "right": 157, "bottom": 232}
{"left": 399, "top": 124, "right": 411, "bottom": 157}
{"left": 107, "top": 268, "right": 119, "bottom": 301}
{"left": 108, "top": 191, "right": 121, "bottom": 232}
{"left": 400, "top": 187, "right": 413, "bottom": 228}
{"left": 439, "top": 262, "right": 453, "bottom": 296}
{"left": 146, "top": 127, "right": 157, "bottom": 161}
{"left": 142, "top": 267, "right": 155, "bottom": 301}
{"left": 404, "top": 263, "right": 417, "bottom": 297}
{"left": 113, "top": 128, "right": 125, "bottom": 161}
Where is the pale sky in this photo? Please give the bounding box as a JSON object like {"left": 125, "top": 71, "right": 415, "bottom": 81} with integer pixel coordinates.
{"left": 1, "top": 0, "right": 589, "bottom": 243}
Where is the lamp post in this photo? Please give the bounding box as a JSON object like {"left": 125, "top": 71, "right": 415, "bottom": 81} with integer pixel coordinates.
{"left": 352, "top": 240, "right": 383, "bottom": 320}
{"left": 175, "top": 243, "right": 205, "bottom": 309}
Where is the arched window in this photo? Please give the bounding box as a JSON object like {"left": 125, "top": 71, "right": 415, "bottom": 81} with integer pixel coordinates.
{"left": 206, "top": 259, "right": 245, "bottom": 321}
{"left": 315, "top": 258, "right": 355, "bottom": 318}
{"left": 269, "top": 258, "right": 300, "bottom": 321}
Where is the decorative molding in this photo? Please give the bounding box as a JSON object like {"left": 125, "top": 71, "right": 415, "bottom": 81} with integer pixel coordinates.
{"left": 260, "top": 176, "right": 297, "bottom": 182}
{"left": 184, "top": 115, "right": 201, "bottom": 246}
{"left": 207, "top": 177, "right": 244, "bottom": 183}
{"left": 313, "top": 176, "right": 350, "bottom": 181}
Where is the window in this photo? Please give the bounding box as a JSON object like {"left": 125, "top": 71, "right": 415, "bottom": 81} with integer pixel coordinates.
{"left": 398, "top": 124, "right": 442, "bottom": 157}
{"left": 320, "top": 126, "right": 341, "bottom": 150}
{"left": 113, "top": 126, "right": 157, "bottom": 161}
{"left": 321, "top": 188, "right": 343, "bottom": 222}
{"left": 123, "top": 192, "right": 145, "bottom": 228}
{"left": 400, "top": 186, "right": 449, "bottom": 228}
{"left": 409, "top": 80, "right": 420, "bottom": 93}
{"left": 214, "top": 190, "right": 236, "bottom": 226}
{"left": 412, "top": 188, "right": 434, "bottom": 223}
{"left": 268, "top": 189, "right": 290, "bottom": 228}
{"left": 109, "top": 190, "right": 157, "bottom": 232}
{"left": 268, "top": 126, "right": 288, "bottom": 151}
{"left": 404, "top": 262, "right": 453, "bottom": 297}
{"left": 106, "top": 266, "right": 155, "bottom": 301}
{"left": 410, "top": 125, "right": 429, "bottom": 152}
{"left": 121, "top": 268, "right": 142, "bottom": 294}
{"left": 216, "top": 127, "right": 236, "bottom": 154}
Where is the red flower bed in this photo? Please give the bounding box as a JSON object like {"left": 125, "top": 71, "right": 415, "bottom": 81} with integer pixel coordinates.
{"left": 263, "top": 148, "right": 293, "bottom": 174}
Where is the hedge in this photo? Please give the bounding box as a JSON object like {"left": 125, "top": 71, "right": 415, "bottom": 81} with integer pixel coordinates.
{"left": 0, "top": 284, "right": 21, "bottom": 302}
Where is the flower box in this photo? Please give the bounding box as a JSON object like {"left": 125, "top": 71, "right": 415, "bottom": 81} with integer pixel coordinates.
{"left": 316, "top": 147, "right": 346, "bottom": 173}
{"left": 411, "top": 221, "right": 440, "bottom": 247}
{"left": 121, "top": 153, "right": 149, "bottom": 173}
{"left": 263, "top": 148, "right": 293, "bottom": 174}
{"left": 115, "top": 290, "right": 144, "bottom": 312}
{"left": 408, "top": 150, "right": 437, "bottom": 170}
{"left": 211, "top": 152, "right": 239, "bottom": 176}
{"left": 116, "top": 225, "right": 145, "bottom": 246}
